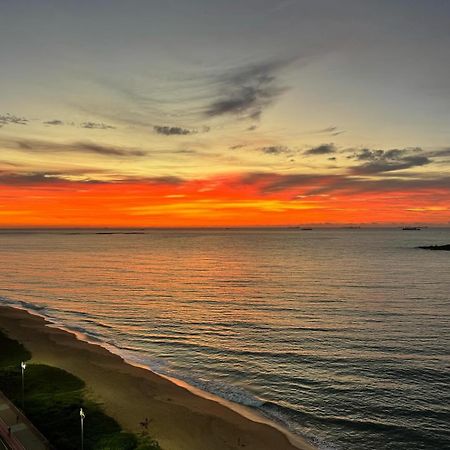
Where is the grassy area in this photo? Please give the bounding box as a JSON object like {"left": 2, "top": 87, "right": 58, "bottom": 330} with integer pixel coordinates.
{"left": 0, "top": 330, "right": 31, "bottom": 367}
{"left": 0, "top": 330, "right": 160, "bottom": 450}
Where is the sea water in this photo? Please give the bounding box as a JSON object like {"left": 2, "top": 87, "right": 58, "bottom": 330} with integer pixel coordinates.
{"left": 0, "top": 228, "right": 449, "bottom": 449}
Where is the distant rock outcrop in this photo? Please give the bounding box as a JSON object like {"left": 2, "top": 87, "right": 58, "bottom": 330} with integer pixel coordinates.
{"left": 418, "top": 244, "right": 450, "bottom": 251}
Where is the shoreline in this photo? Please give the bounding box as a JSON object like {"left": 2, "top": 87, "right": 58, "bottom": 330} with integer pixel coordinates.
{"left": 0, "top": 305, "right": 316, "bottom": 450}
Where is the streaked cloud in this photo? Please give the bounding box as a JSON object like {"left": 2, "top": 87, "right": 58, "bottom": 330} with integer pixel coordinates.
{"left": 0, "top": 113, "right": 28, "bottom": 127}
{"left": 304, "top": 144, "right": 336, "bottom": 155}
{"left": 1, "top": 138, "right": 146, "bottom": 158}
{"left": 153, "top": 125, "right": 210, "bottom": 136}
{"left": 204, "top": 59, "right": 290, "bottom": 121}
{"left": 81, "top": 122, "right": 116, "bottom": 130}
{"left": 347, "top": 148, "right": 432, "bottom": 174}
{"left": 260, "top": 145, "right": 291, "bottom": 155}
{"left": 43, "top": 119, "right": 64, "bottom": 126}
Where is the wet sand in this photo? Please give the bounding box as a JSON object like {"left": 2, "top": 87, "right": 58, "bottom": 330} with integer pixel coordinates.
{"left": 0, "top": 306, "right": 316, "bottom": 450}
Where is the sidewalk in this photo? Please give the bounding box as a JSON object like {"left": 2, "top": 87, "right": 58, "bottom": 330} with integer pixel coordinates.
{"left": 0, "top": 391, "right": 49, "bottom": 450}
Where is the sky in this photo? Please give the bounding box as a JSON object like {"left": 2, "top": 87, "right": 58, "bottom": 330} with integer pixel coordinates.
{"left": 0, "top": 0, "right": 449, "bottom": 227}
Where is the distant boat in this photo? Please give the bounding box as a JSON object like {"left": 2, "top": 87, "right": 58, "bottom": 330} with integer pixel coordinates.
{"left": 301, "top": 228, "right": 313, "bottom": 230}
{"left": 402, "top": 227, "right": 421, "bottom": 230}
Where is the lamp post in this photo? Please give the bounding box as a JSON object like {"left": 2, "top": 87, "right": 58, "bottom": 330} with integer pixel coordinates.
{"left": 80, "top": 408, "right": 85, "bottom": 450}
{"left": 20, "top": 361, "right": 26, "bottom": 410}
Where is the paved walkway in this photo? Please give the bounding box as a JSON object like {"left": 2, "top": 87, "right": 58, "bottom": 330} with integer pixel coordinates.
{"left": 0, "top": 392, "right": 49, "bottom": 450}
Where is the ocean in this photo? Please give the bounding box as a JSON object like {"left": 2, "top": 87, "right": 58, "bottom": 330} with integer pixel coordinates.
{"left": 0, "top": 228, "right": 449, "bottom": 449}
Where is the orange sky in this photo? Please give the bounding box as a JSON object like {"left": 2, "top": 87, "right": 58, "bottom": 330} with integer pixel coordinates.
{"left": 1, "top": 174, "right": 448, "bottom": 227}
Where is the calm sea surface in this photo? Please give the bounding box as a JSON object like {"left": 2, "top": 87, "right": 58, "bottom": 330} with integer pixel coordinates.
{"left": 0, "top": 229, "right": 449, "bottom": 449}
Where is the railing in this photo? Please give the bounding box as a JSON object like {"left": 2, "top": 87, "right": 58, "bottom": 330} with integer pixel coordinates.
{"left": 0, "top": 417, "right": 26, "bottom": 450}
{"left": 0, "top": 391, "right": 51, "bottom": 450}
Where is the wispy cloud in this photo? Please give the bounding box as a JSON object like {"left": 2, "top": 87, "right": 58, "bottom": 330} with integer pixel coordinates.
{"left": 347, "top": 148, "right": 432, "bottom": 174}
{"left": 304, "top": 143, "right": 336, "bottom": 155}
{"left": 0, "top": 172, "right": 71, "bottom": 185}
{"left": 81, "top": 122, "right": 116, "bottom": 130}
{"left": 2, "top": 138, "right": 146, "bottom": 158}
{"left": 428, "top": 148, "right": 450, "bottom": 158}
{"left": 0, "top": 167, "right": 110, "bottom": 186}
{"left": 43, "top": 119, "right": 64, "bottom": 126}
{"left": 0, "top": 113, "right": 28, "bottom": 127}
{"left": 351, "top": 156, "right": 431, "bottom": 175}
{"left": 0, "top": 170, "right": 187, "bottom": 187}
{"left": 238, "top": 170, "right": 450, "bottom": 197}
{"left": 41, "top": 119, "right": 117, "bottom": 129}
{"left": 260, "top": 145, "right": 291, "bottom": 155}
{"left": 239, "top": 172, "right": 329, "bottom": 193}
{"left": 204, "top": 59, "right": 290, "bottom": 121}
{"left": 312, "top": 126, "right": 345, "bottom": 136}
{"left": 154, "top": 125, "right": 191, "bottom": 136}
{"left": 153, "top": 125, "right": 210, "bottom": 136}
{"left": 74, "top": 142, "right": 144, "bottom": 157}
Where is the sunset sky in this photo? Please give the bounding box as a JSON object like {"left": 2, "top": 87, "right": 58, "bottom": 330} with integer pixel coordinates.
{"left": 1, "top": 0, "right": 449, "bottom": 227}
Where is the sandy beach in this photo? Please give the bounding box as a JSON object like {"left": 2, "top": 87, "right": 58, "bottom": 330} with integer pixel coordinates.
{"left": 0, "top": 306, "right": 315, "bottom": 450}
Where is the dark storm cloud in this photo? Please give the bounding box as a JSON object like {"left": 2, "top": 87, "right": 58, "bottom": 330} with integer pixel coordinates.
{"left": 0, "top": 113, "right": 28, "bottom": 127}
{"left": 1, "top": 138, "right": 146, "bottom": 158}
{"left": 81, "top": 122, "right": 116, "bottom": 130}
{"left": 304, "top": 143, "right": 336, "bottom": 155}
{"left": 204, "top": 60, "right": 290, "bottom": 121}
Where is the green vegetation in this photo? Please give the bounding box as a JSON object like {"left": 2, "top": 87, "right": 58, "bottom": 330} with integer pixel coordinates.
{"left": 0, "top": 330, "right": 161, "bottom": 450}
{"left": 0, "top": 330, "right": 31, "bottom": 367}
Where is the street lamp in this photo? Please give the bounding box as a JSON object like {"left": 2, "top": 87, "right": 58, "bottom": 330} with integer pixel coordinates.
{"left": 80, "top": 408, "right": 85, "bottom": 450}
{"left": 20, "top": 362, "right": 26, "bottom": 409}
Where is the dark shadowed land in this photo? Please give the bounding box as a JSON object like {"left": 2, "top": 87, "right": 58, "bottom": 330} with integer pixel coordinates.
{"left": 0, "top": 329, "right": 160, "bottom": 449}
{"left": 0, "top": 306, "right": 316, "bottom": 450}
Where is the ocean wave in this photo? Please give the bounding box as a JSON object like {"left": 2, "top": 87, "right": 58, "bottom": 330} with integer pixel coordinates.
{"left": 260, "top": 399, "right": 445, "bottom": 446}
{"left": 114, "top": 348, "right": 265, "bottom": 408}
{"left": 0, "top": 296, "right": 53, "bottom": 315}
{"left": 0, "top": 296, "right": 107, "bottom": 344}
